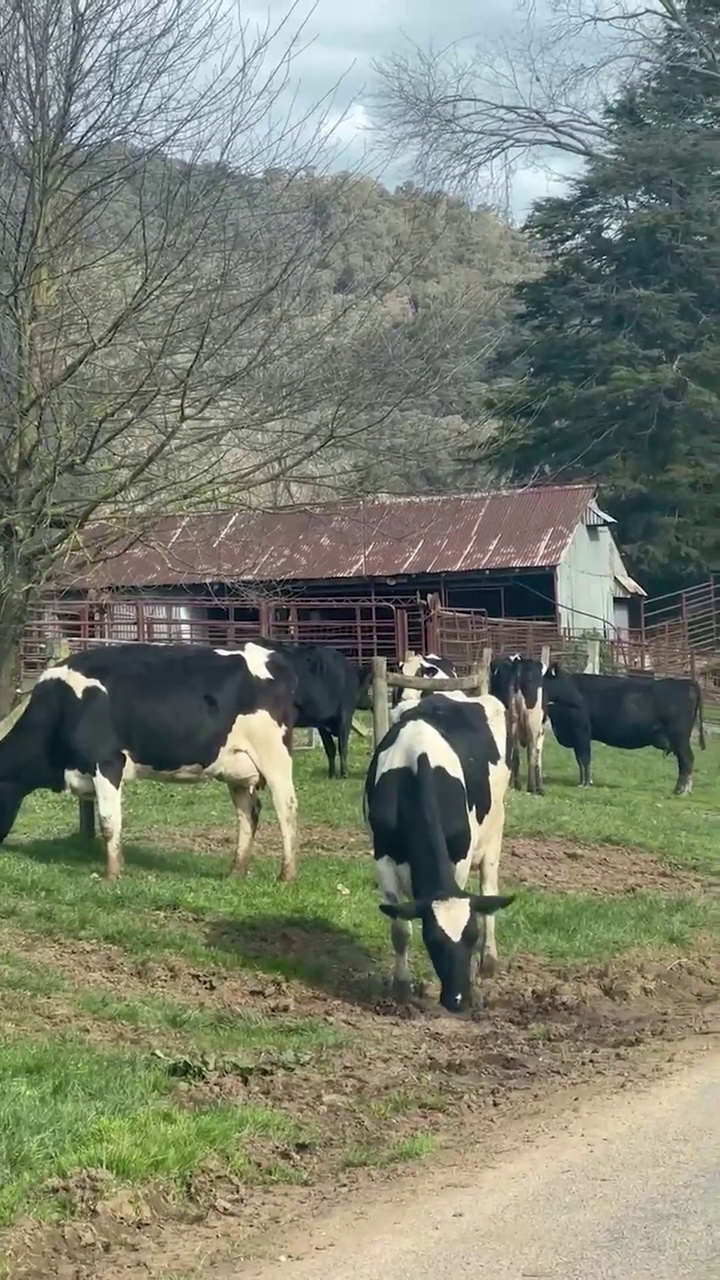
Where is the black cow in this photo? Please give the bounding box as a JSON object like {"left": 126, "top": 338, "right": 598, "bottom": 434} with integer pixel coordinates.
{"left": 490, "top": 654, "right": 547, "bottom": 794}
{"left": 543, "top": 664, "right": 706, "bottom": 793}
{"left": 365, "top": 691, "right": 515, "bottom": 1013}
{"left": 390, "top": 652, "right": 458, "bottom": 720}
{"left": 254, "top": 641, "right": 372, "bottom": 779}
{"left": 0, "top": 642, "right": 299, "bottom": 881}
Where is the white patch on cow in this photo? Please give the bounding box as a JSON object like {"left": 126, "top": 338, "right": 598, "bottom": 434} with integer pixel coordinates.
{"left": 432, "top": 896, "right": 472, "bottom": 942}
{"left": 375, "top": 718, "right": 466, "bottom": 786}
{"left": 375, "top": 853, "right": 413, "bottom": 904}
{"left": 214, "top": 642, "right": 274, "bottom": 680}
{"left": 94, "top": 767, "right": 123, "bottom": 879}
{"left": 38, "top": 666, "right": 107, "bottom": 699}
{"left": 63, "top": 768, "right": 95, "bottom": 797}
{"left": 541, "top": 661, "right": 548, "bottom": 677}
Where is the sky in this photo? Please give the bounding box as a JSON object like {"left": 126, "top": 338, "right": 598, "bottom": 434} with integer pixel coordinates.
{"left": 243, "top": 0, "right": 586, "bottom": 223}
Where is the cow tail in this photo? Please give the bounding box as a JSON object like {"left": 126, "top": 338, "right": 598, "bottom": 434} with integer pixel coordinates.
{"left": 696, "top": 682, "right": 706, "bottom": 750}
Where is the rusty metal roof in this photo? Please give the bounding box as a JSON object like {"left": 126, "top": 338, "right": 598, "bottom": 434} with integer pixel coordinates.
{"left": 76, "top": 484, "right": 600, "bottom": 589}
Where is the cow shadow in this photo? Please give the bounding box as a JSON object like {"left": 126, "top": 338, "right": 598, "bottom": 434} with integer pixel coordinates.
{"left": 9, "top": 834, "right": 226, "bottom": 880}
{"left": 206, "top": 913, "right": 383, "bottom": 1007}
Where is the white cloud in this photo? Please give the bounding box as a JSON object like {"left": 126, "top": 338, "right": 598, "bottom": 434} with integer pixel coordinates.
{"left": 236, "top": 0, "right": 585, "bottom": 215}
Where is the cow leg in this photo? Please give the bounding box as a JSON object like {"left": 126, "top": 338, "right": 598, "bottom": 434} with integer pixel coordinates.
{"left": 389, "top": 916, "right": 413, "bottom": 1003}
{"left": 575, "top": 744, "right": 592, "bottom": 786}
{"left": 226, "top": 782, "right": 260, "bottom": 876}
{"left": 535, "top": 729, "right": 546, "bottom": 795}
{"left": 526, "top": 739, "right": 543, "bottom": 795}
{"left": 510, "top": 739, "right": 521, "bottom": 791}
{"left": 258, "top": 741, "right": 298, "bottom": 884}
{"left": 318, "top": 727, "right": 337, "bottom": 779}
{"left": 671, "top": 737, "right": 694, "bottom": 795}
{"left": 477, "top": 816, "right": 504, "bottom": 979}
{"left": 336, "top": 709, "right": 352, "bottom": 779}
{"left": 93, "top": 761, "right": 124, "bottom": 882}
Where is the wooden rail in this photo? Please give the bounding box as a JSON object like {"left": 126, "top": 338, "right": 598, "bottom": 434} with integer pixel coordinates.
{"left": 370, "top": 651, "right": 492, "bottom": 748}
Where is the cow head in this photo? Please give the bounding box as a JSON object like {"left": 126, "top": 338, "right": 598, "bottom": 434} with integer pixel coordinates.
{"left": 489, "top": 656, "right": 520, "bottom": 708}
{"left": 379, "top": 893, "right": 515, "bottom": 1012}
{"left": 391, "top": 653, "right": 456, "bottom": 709}
{"left": 542, "top": 661, "right": 584, "bottom": 709}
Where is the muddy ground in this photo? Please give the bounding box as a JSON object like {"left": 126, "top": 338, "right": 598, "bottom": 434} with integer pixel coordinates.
{"left": 5, "top": 836, "right": 720, "bottom": 1280}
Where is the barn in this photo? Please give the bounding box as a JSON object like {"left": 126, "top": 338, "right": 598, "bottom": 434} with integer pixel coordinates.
{"left": 24, "top": 484, "right": 645, "bottom": 674}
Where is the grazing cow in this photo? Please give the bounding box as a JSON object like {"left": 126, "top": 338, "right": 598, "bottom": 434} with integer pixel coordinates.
{"left": 0, "top": 642, "right": 299, "bottom": 882}
{"left": 490, "top": 655, "right": 547, "bottom": 794}
{"left": 255, "top": 641, "right": 372, "bottom": 780}
{"left": 390, "top": 652, "right": 458, "bottom": 722}
{"left": 543, "top": 664, "right": 706, "bottom": 793}
{"left": 365, "top": 692, "right": 515, "bottom": 1012}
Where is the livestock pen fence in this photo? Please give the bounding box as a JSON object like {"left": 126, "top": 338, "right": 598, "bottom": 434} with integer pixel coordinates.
{"left": 17, "top": 576, "right": 720, "bottom": 721}
{"left": 427, "top": 589, "right": 720, "bottom": 722}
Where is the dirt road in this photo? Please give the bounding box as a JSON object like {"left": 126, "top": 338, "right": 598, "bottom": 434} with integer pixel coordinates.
{"left": 246, "top": 1047, "right": 720, "bottom": 1280}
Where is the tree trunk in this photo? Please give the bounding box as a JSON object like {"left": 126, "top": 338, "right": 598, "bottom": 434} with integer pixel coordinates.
{"left": 0, "top": 601, "right": 27, "bottom": 721}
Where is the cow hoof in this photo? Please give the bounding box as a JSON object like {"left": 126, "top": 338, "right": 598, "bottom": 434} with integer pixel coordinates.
{"left": 228, "top": 863, "right": 250, "bottom": 877}
{"left": 391, "top": 979, "right": 413, "bottom": 1004}
{"left": 278, "top": 866, "right": 297, "bottom": 885}
{"left": 479, "top": 953, "right": 498, "bottom": 978}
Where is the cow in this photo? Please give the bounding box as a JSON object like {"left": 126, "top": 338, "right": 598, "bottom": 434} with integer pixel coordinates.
{"left": 0, "top": 642, "right": 299, "bottom": 882}
{"left": 489, "top": 654, "right": 547, "bottom": 795}
{"left": 543, "top": 664, "right": 706, "bottom": 793}
{"left": 365, "top": 691, "right": 515, "bottom": 1013}
{"left": 254, "top": 641, "right": 372, "bottom": 780}
{"left": 389, "top": 652, "right": 458, "bottom": 723}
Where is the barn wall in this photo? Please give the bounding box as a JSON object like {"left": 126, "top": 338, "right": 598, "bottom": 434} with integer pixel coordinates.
{"left": 556, "top": 523, "right": 619, "bottom": 635}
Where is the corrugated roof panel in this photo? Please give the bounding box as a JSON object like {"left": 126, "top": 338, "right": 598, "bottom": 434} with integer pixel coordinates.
{"left": 74, "top": 484, "right": 599, "bottom": 589}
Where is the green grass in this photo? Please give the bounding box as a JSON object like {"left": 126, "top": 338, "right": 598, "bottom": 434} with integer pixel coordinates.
{"left": 0, "top": 728, "right": 716, "bottom": 1228}
{"left": 0, "top": 1037, "right": 305, "bottom": 1224}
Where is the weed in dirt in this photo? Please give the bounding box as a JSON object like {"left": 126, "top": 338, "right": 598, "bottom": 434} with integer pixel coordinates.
{"left": 343, "top": 1132, "right": 437, "bottom": 1169}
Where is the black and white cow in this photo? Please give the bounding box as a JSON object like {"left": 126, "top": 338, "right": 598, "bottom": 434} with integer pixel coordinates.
{"left": 0, "top": 642, "right": 299, "bottom": 881}
{"left": 489, "top": 654, "right": 547, "bottom": 794}
{"left": 256, "top": 641, "right": 372, "bottom": 780}
{"left": 365, "top": 691, "right": 515, "bottom": 1013}
{"left": 389, "top": 652, "right": 458, "bottom": 723}
{"left": 543, "top": 665, "right": 706, "bottom": 793}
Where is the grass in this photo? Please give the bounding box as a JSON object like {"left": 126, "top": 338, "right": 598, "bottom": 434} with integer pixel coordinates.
{"left": 0, "top": 727, "right": 717, "bottom": 1230}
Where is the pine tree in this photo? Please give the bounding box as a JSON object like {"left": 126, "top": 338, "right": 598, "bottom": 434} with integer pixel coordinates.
{"left": 491, "top": 0, "right": 720, "bottom": 592}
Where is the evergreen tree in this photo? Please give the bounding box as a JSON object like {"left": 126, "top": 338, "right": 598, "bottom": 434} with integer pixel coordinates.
{"left": 491, "top": 0, "right": 720, "bottom": 593}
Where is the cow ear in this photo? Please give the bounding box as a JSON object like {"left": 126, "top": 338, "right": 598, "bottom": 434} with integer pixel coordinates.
{"left": 379, "top": 900, "right": 424, "bottom": 921}
{"left": 468, "top": 894, "right": 516, "bottom": 916}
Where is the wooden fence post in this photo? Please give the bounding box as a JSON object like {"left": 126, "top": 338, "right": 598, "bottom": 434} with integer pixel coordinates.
{"left": 480, "top": 647, "right": 492, "bottom": 695}
{"left": 541, "top": 643, "right": 551, "bottom": 671}
{"left": 372, "top": 656, "right": 389, "bottom": 747}
{"left": 585, "top": 639, "right": 600, "bottom": 674}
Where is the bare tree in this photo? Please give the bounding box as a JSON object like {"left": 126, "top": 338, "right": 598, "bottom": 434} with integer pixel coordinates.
{"left": 372, "top": 0, "right": 713, "bottom": 203}
{"left": 0, "top": 0, "right": 463, "bottom": 713}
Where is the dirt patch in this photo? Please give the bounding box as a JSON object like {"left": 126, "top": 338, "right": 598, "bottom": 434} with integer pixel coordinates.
{"left": 4, "top": 923, "right": 719, "bottom": 1280}
{"left": 134, "top": 822, "right": 715, "bottom": 901}
{"left": 154, "top": 821, "right": 370, "bottom": 860}
{"left": 505, "top": 835, "right": 711, "bottom": 897}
